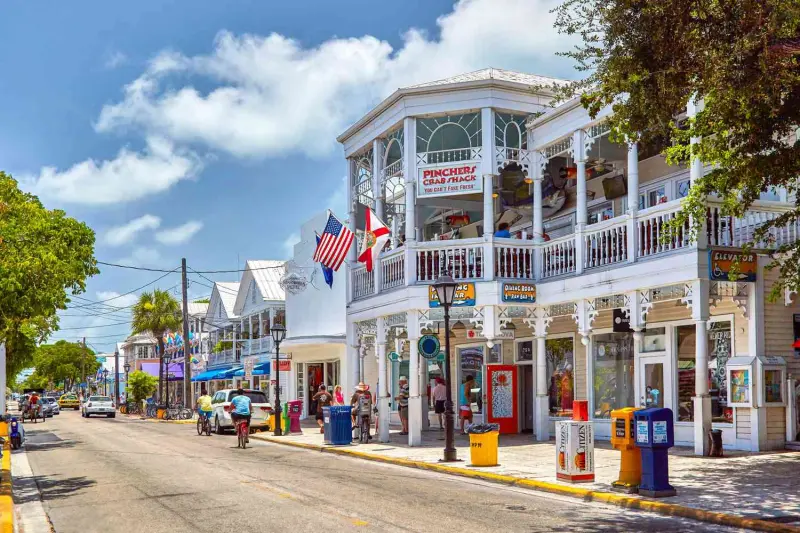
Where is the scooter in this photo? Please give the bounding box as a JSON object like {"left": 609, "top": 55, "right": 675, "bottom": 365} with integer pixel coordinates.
{"left": 9, "top": 417, "right": 22, "bottom": 450}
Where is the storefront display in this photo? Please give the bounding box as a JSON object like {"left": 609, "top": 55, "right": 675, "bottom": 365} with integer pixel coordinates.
{"left": 547, "top": 337, "right": 575, "bottom": 418}
{"left": 676, "top": 321, "right": 733, "bottom": 423}
{"left": 592, "top": 332, "right": 635, "bottom": 419}
{"left": 726, "top": 356, "right": 755, "bottom": 407}
{"left": 756, "top": 355, "right": 787, "bottom": 406}
{"left": 458, "top": 346, "right": 484, "bottom": 414}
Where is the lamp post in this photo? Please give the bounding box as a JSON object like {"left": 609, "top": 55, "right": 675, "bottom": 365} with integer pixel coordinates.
{"left": 102, "top": 369, "right": 109, "bottom": 396}
{"left": 271, "top": 324, "right": 286, "bottom": 437}
{"left": 124, "top": 362, "right": 131, "bottom": 405}
{"left": 433, "top": 274, "right": 458, "bottom": 462}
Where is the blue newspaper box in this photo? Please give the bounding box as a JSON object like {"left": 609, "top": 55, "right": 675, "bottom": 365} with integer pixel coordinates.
{"left": 322, "top": 406, "right": 333, "bottom": 444}
{"left": 634, "top": 408, "right": 676, "bottom": 497}
{"left": 329, "top": 405, "right": 353, "bottom": 446}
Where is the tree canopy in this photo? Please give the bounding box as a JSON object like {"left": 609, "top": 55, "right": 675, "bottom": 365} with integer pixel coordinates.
{"left": 0, "top": 172, "right": 98, "bottom": 373}
{"left": 126, "top": 370, "right": 158, "bottom": 404}
{"left": 554, "top": 0, "right": 800, "bottom": 295}
{"left": 24, "top": 341, "right": 99, "bottom": 392}
{"left": 131, "top": 289, "right": 181, "bottom": 400}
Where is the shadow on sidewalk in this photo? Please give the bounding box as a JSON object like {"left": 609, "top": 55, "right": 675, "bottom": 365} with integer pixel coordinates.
{"left": 14, "top": 474, "right": 96, "bottom": 504}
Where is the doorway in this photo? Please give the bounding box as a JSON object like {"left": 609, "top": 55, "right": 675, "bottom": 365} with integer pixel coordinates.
{"left": 307, "top": 363, "right": 324, "bottom": 415}
{"left": 519, "top": 365, "right": 534, "bottom": 432}
{"left": 637, "top": 353, "right": 672, "bottom": 410}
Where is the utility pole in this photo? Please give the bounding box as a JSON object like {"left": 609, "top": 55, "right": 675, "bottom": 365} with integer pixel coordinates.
{"left": 81, "top": 337, "right": 87, "bottom": 396}
{"left": 114, "top": 349, "right": 120, "bottom": 406}
{"left": 181, "top": 258, "right": 192, "bottom": 407}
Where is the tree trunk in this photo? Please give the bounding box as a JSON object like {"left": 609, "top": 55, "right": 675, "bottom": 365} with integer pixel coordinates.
{"left": 158, "top": 337, "right": 164, "bottom": 404}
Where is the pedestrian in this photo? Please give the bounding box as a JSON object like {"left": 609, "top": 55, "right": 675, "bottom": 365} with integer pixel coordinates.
{"left": 494, "top": 222, "right": 511, "bottom": 238}
{"left": 312, "top": 384, "right": 334, "bottom": 434}
{"left": 460, "top": 375, "right": 475, "bottom": 434}
{"left": 395, "top": 376, "right": 409, "bottom": 435}
{"left": 333, "top": 384, "right": 344, "bottom": 406}
{"left": 432, "top": 377, "right": 447, "bottom": 430}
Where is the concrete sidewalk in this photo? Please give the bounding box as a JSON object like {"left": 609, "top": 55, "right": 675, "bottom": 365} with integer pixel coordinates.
{"left": 253, "top": 421, "right": 800, "bottom": 531}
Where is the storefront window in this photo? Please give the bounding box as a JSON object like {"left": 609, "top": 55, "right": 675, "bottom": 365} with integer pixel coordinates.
{"left": 458, "top": 346, "right": 484, "bottom": 414}
{"left": 516, "top": 341, "right": 533, "bottom": 362}
{"left": 764, "top": 370, "right": 783, "bottom": 403}
{"left": 676, "top": 321, "right": 733, "bottom": 423}
{"left": 547, "top": 337, "right": 574, "bottom": 417}
{"left": 592, "top": 332, "right": 635, "bottom": 418}
{"left": 641, "top": 327, "right": 666, "bottom": 353}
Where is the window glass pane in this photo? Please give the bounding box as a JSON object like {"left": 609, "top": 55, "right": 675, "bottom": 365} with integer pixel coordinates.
{"left": 676, "top": 322, "right": 733, "bottom": 423}
{"left": 764, "top": 370, "right": 783, "bottom": 403}
{"left": 487, "top": 344, "right": 502, "bottom": 364}
{"left": 677, "top": 179, "right": 690, "bottom": 199}
{"left": 547, "top": 337, "right": 574, "bottom": 417}
{"left": 648, "top": 186, "right": 667, "bottom": 207}
{"left": 517, "top": 341, "right": 533, "bottom": 362}
{"left": 459, "top": 347, "right": 484, "bottom": 414}
{"left": 641, "top": 327, "right": 666, "bottom": 353}
{"left": 592, "top": 333, "right": 635, "bottom": 418}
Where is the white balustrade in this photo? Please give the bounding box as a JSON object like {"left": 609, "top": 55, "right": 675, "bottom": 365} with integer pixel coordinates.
{"left": 380, "top": 248, "right": 405, "bottom": 290}
{"left": 707, "top": 201, "right": 800, "bottom": 249}
{"left": 416, "top": 147, "right": 481, "bottom": 166}
{"left": 495, "top": 239, "right": 535, "bottom": 279}
{"left": 540, "top": 235, "right": 576, "bottom": 278}
{"left": 584, "top": 219, "right": 628, "bottom": 269}
{"left": 416, "top": 239, "right": 484, "bottom": 282}
{"left": 637, "top": 202, "right": 689, "bottom": 258}
{"left": 352, "top": 265, "right": 374, "bottom": 300}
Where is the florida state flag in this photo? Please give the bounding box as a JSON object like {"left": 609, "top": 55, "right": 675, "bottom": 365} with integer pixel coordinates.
{"left": 357, "top": 208, "right": 390, "bottom": 272}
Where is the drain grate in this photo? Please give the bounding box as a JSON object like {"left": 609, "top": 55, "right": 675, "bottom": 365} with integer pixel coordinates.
{"left": 505, "top": 505, "right": 527, "bottom": 512}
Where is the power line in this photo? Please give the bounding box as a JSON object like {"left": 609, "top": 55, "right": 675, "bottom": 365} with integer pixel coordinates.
{"left": 55, "top": 320, "right": 132, "bottom": 331}
{"left": 67, "top": 269, "right": 180, "bottom": 309}
{"left": 96, "top": 261, "right": 180, "bottom": 273}
{"left": 95, "top": 260, "right": 285, "bottom": 274}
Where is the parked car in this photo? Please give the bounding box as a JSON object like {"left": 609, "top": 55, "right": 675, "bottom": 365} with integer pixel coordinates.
{"left": 58, "top": 394, "right": 80, "bottom": 410}
{"left": 41, "top": 399, "right": 54, "bottom": 417}
{"left": 210, "top": 389, "right": 271, "bottom": 434}
{"left": 82, "top": 395, "right": 116, "bottom": 418}
{"left": 44, "top": 397, "right": 60, "bottom": 415}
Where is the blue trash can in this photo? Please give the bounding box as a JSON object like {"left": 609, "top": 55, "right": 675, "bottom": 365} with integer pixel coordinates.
{"left": 322, "top": 406, "right": 333, "bottom": 444}
{"left": 329, "top": 405, "right": 352, "bottom": 445}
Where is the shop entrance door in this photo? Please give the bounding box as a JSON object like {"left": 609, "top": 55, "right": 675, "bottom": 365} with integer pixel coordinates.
{"left": 637, "top": 354, "right": 672, "bottom": 411}
{"left": 487, "top": 365, "right": 518, "bottom": 434}
{"left": 307, "top": 364, "right": 324, "bottom": 415}
{"left": 519, "top": 365, "right": 534, "bottom": 432}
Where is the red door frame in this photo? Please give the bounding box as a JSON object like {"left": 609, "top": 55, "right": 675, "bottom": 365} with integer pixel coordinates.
{"left": 486, "top": 365, "right": 518, "bottom": 434}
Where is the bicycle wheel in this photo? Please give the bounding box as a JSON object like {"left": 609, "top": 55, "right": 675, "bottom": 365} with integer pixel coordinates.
{"left": 238, "top": 425, "right": 246, "bottom": 449}
{"left": 360, "top": 418, "right": 369, "bottom": 444}
{"left": 181, "top": 408, "right": 193, "bottom": 420}
{"left": 196, "top": 417, "right": 203, "bottom": 436}
{"left": 204, "top": 418, "right": 212, "bottom": 436}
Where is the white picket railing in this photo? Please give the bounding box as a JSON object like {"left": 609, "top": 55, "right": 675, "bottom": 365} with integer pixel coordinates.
{"left": 416, "top": 239, "right": 484, "bottom": 282}
{"left": 584, "top": 219, "right": 628, "bottom": 269}
{"left": 540, "top": 234, "right": 576, "bottom": 278}
{"left": 352, "top": 265, "right": 374, "bottom": 300}
{"left": 707, "top": 200, "right": 800, "bottom": 249}
{"left": 637, "top": 202, "right": 690, "bottom": 258}
{"left": 495, "top": 239, "right": 535, "bottom": 279}
{"left": 208, "top": 348, "right": 236, "bottom": 367}
{"left": 381, "top": 248, "right": 406, "bottom": 290}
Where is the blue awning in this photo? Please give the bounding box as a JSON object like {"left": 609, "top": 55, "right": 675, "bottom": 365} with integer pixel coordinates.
{"left": 233, "top": 362, "right": 270, "bottom": 377}
{"left": 191, "top": 366, "right": 242, "bottom": 382}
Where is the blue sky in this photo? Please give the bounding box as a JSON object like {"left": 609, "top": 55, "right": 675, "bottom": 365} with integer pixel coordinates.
{"left": 0, "top": 0, "right": 575, "bottom": 351}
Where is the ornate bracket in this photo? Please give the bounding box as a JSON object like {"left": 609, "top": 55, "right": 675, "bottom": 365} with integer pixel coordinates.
{"left": 523, "top": 307, "right": 553, "bottom": 338}
{"left": 469, "top": 307, "right": 486, "bottom": 335}
{"left": 572, "top": 299, "right": 598, "bottom": 345}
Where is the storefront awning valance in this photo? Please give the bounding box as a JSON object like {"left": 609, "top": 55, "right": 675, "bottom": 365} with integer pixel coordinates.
{"left": 233, "top": 362, "right": 270, "bottom": 377}
{"left": 191, "top": 369, "right": 220, "bottom": 382}
{"left": 140, "top": 362, "right": 184, "bottom": 381}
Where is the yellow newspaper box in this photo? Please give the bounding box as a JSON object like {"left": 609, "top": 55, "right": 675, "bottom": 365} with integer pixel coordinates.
{"left": 610, "top": 407, "right": 642, "bottom": 493}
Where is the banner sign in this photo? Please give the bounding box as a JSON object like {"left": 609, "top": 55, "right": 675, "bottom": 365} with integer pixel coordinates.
{"left": 418, "top": 335, "right": 440, "bottom": 360}
{"left": 466, "top": 329, "right": 515, "bottom": 340}
{"left": 277, "top": 360, "right": 291, "bottom": 372}
{"left": 417, "top": 162, "right": 482, "bottom": 198}
{"left": 244, "top": 358, "right": 255, "bottom": 381}
{"left": 501, "top": 283, "right": 536, "bottom": 303}
{"left": 709, "top": 249, "right": 756, "bottom": 281}
{"left": 428, "top": 282, "right": 476, "bottom": 308}
{"left": 388, "top": 351, "right": 400, "bottom": 362}
{"left": 612, "top": 308, "right": 632, "bottom": 333}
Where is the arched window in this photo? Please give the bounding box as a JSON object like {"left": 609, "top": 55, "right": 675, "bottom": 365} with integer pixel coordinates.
{"left": 427, "top": 123, "right": 472, "bottom": 152}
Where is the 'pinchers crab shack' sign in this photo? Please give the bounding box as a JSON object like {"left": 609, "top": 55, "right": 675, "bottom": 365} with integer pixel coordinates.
{"left": 418, "top": 163, "right": 482, "bottom": 198}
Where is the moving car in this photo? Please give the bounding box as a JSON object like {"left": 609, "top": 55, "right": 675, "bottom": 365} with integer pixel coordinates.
{"left": 210, "top": 389, "right": 271, "bottom": 434}
{"left": 58, "top": 394, "right": 80, "bottom": 410}
{"left": 44, "top": 397, "right": 60, "bottom": 415}
{"left": 41, "top": 400, "right": 54, "bottom": 417}
{"left": 82, "top": 395, "right": 116, "bottom": 418}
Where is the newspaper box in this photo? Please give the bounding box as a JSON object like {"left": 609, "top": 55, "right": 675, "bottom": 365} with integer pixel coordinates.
{"left": 555, "top": 420, "right": 595, "bottom": 483}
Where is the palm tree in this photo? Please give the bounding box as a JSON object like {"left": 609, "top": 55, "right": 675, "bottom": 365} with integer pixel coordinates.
{"left": 131, "top": 289, "right": 182, "bottom": 404}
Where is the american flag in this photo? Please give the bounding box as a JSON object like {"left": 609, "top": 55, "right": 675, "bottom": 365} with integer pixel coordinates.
{"left": 313, "top": 211, "right": 354, "bottom": 271}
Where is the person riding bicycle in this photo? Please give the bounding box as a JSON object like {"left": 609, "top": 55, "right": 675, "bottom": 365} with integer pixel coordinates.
{"left": 196, "top": 388, "right": 213, "bottom": 423}
{"left": 230, "top": 388, "right": 252, "bottom": 441}
{"left": 28, "top": 392, "right": 41, "bottom": 422}
{"left": 349, "top": 382, "right": 372, "bottom": 441}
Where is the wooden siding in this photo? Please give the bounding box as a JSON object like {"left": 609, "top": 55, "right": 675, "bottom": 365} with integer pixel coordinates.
{"left": 736, "top": 408, "right": 751, "bottom": 439}
{"left": 764, "top": 267, "right": 800, "bottom": 377}
{"left": 767, "top": 406, "right": 786, "bottom": 442}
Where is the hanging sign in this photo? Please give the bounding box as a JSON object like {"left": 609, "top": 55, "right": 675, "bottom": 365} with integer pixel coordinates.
{"left": 417, "top": 162, "right": 482, "bottom": 198}
{"left": 612, "top": 308, "right": 632, "bottom": 333}
{"left": 418, "top": 335, "right": 441, "bottom": 360}
{"left": 276, "top": 360, "right": 291, "bottom": 372}
{"left": 708, "top": 249, "right": 756, "bottom": 281}
{"left": 435, "top": 352, "right": 445, "bottom": 362}
{"left": 466, "top": 329, "right": 515, "bottom": 340}
{"left": 388, "top": 351, "right": 400, "bottom": 362}
{"left": 501, "top": 283, "right": 536, "bottom": 304}
{"left": 244, "top": 358, "right": 255, "bottom": 381}
{"left": 428, "top": 282, "right": 476, "bottom": 308}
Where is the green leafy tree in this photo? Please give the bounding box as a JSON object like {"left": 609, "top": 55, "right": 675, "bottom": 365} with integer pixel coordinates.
{"left": 130, "top": 290, "right": 181, "bottom": 402}
{"left": 32, "top": 341, "right": 99, "bottom": 392}
{"left": 553, "top": 0, "right": 800, "bottom": 297}
{"left": 126, "top": 370, "right": 158, "bottom": 404}
{"left": 0, "top": 172, "right": 98, "bottom": 370}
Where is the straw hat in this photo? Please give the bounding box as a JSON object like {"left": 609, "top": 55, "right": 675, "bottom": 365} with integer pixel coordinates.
{"left": 355, "top": 382, "right": 370, "bottom": 391}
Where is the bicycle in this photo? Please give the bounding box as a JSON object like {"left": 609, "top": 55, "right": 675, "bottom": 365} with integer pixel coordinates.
{"left": 196, "top": 410, "right": 212, "bottom": 436}
{"left": 351, "top": 414, "right": 371, "bottom": 443}
{"left": 145, "top": 404, "right": 158, "bottom": 418}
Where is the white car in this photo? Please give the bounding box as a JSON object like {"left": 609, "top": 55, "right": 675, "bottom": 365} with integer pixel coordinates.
{"left": 210, "top": 389, "right": 272, "bottom": 434}
{"left": 44, "top": 397, "right": 60, "bottom": 415}
{"left": 82, "top": 395, "right": 116, "bottom": 418}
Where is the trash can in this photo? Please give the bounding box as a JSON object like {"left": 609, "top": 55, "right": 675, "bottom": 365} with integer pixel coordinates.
{"left": 322, "top": 406, "right": 333, "bottom": 444}
{"left": 467, "top": 423, "right": 500, "bottom": 467}
{"left": 610, "top": 407, "right": 642, "bottom": 493}
{"left": 288, "top": 400, "right": 303, "bottom": 433}
{"left": 329, "top": 405, "right": 352, "bottom": 446}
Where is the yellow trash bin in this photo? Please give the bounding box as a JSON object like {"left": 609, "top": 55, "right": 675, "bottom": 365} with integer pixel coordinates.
{"left": 157, "top": 408, "right": 166, "bottom": 420}
{"left": 0, "top": 421, "right": 8, "bottom": 438}
{"left": 610, "top": 407, "right": 642, "bottom": 492}
{"left": 469, "top": 430, "right": 499, "bottom": 467}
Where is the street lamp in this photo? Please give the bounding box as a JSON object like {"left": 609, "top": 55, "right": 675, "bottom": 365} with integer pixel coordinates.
{"left": 102, "top": 369, "right": 109, "bottom": 396}
{"left": 124, "top": 362, "right": 131, "bottom": 404}
{"left": 271, "top": 324, "right": 286, "bottom": 436}
{"left": 433, "top": 274, "right": 458, "bottom": 462}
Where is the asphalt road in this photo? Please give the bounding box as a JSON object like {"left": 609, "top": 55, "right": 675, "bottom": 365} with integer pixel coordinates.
{"left": 18, "top": 410, "right": 745, "bottom": 533}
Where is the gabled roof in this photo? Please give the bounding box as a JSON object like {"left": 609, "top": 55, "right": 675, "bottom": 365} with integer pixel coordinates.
{"left": 215, "top": 282, "right": 240, "bottom": 317}
{"left": 233, "top": 260, "right": 285, "bottom": 315}
{"left": 405, "top": 68, "right": 567, "bottom": 90}
{"left": 187, "top": 302, "right": 209, "bottom": 317}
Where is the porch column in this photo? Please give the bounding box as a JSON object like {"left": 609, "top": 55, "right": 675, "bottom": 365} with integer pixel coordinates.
{"left": 373, "top": 139, "right": 385, "bottom": 222}
{"left": 232, "top": 325, "right": 238, "bottom": 362}
{"left": 626, "top": 142, "right": 639, "bottom": 262}
{"left": 248, "top": 315, "right": 253, "bottom": 355}
{"left": 533, "top": 152, "right": 545, "bottom": 281}
{"left": 687, "top": 98, "right": 708, "bottom": 251}
{"left": 483, "top": 173, "right": 495, "bottom": 237}
{"left": 749, "top": 259, "right": 767, "bottom": 451}
{"left": 376, "top": 317, "right": 390, "bottom": 442}
{"left": 574, "top": 130, "right": 587, "bottom": 274}
{"left": 403, "top": 117, "right": 417, "bottom": 246}
{"left": 407, "top": 311, "right": 422, "bottom": 446}
{"left": 345, "top": 319, "right": 359, "bottom": 397}
{"left": 259, "top": 311, "right": 264, "bottom": 353}
{"left": 347, "top": 158, "right": 358, "bottom": 263}
{"left": 419, "top": 349, "right": 430, "bottom": 430}
{"left": 691, "top": 279, "right": 712, "bottom": 455}
{"left": 535, "top": 334, "right": 549, "bottom": 441}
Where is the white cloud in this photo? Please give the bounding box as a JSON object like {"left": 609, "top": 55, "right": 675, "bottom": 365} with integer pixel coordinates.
{"left": 282, "top": 232, "right": 300, "bottom": 258}
{"left": 96, "top": 0, "right": 574, "bottom": 159}
{"left": 105, "top": 214, "right": 161, "bottom": 246}
{"left": 96, "top": 291, "right": 139, "bottom": 308}
{"left": 25, "top": 137, "right": 203, "bottom": 205}
{"left": 105, "top": 51, "right": 128, "bottom": 69}
{"left": 155, "top": 220, "right": 204, "bottom": 245}
{"left": 326, "top": 176, "right": 348, "bottom": 217}
{"left": 117, "top": 246, "right": 162, "bottom": 268}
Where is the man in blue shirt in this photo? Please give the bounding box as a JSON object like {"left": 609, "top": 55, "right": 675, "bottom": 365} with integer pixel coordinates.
{"left": 230, "top": 389, "right": 252, "bottom": 437}
{"left": 494, "top": 223, "right": 511, "bottom": 238}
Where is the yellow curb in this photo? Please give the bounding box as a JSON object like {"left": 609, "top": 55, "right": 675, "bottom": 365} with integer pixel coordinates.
{"left": 251, "top": 434, "right": 800, "bottom": 533}
{"left": 139, "top": 418, "right": 196, "bottom": 425}
{"left": 0, "top": 439, "right": 13, "bottom": 533}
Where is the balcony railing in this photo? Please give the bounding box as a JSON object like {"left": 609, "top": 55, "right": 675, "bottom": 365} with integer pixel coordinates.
{"left": 208, "top": 348, "right": 236, "bottom": 367}
{"left": 348, "top": 198, "right": 799, "bottom": 302}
